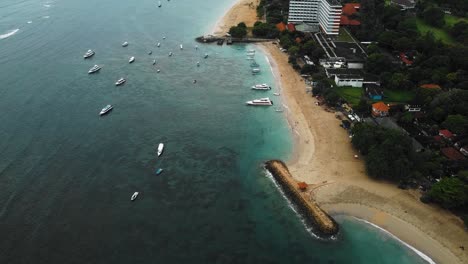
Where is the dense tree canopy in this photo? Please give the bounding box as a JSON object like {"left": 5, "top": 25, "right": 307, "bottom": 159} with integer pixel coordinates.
{"left": 428, "top": 177, "right": 468, "bottom": 209}
{"left": 228, "top": 23, "right": 247, "bottom": 38}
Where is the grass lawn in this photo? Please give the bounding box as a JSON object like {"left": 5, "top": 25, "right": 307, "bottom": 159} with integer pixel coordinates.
{"left": 335, "top": 86, "right": 362, "bottom": 105}
{"left": 383, "top": 89, "right": 415, "bottom": 103}
{"left": 336, "top": 28, "right": 354, "bottom": 42}
{"left": 416, "top": 18, "right": 455, "bottom": 45}
{"left": 445, "top": 15, "right": 468, "bottom": 27}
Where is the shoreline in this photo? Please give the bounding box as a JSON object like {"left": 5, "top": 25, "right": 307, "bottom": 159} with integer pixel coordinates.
{"left": 214, "top": 1, "right": 468, "bottom": 264}
{"left": 259, "top": 41, "right": 466, "bottom": 264}
{"left": 211, "top": 0, "right": 260, "bottom": 36}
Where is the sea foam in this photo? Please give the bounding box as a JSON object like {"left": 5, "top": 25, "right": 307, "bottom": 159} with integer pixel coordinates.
{"left": 354, "top": 218, "right": 436, "bottom": 264}
{"left": 0, "top": 29, "right": 19, "bottom": 40}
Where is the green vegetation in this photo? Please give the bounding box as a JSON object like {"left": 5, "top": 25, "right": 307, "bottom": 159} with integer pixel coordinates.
{"left": 252, "top": 21, "right": 279, "bottom": 38}
{"left": 336, "top": 28, "right": 354, "bottom": 42}
{"left": 415, "top": 18, "right": 455, "bottom": 44}
{"left": 335, "top": 86, "right": 362, "bottom": 105}
{"left": 383, "top": 89, "right": 415, "bottom": 103}
{"left": 428, "top": 178, "right": 468, "bottom": 209}
{"left": 444, "top": 15, "right": 468, "bottom": 26}
{"left": 228, "top": 22, "right": 247, "bottom": 38}
{"left": 351, "top": 124, "right": 414, "bottom": 181}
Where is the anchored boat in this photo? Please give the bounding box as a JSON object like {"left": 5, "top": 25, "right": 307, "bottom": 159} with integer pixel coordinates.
{"left": 246, "top": 98, "right": 273, "bottom": 106}
{"left": 131, "top": 192, "right": 139, "bottom": 201}
{"left": 88, "top": 65, "right": 101, "bottom": 74}
{"left": 83, "top": 49, "right": 95, "bottom": 59}
{"left": 251, "top": 84, "right": 271, "bottom": 90}
{"left": 157, "top": 143, "right": 164, "bottom": 157}
{"left": 115, "top": 78, "right": 126, "bottom": 86}
{"left": 99, "top": 104, "right": 113, "bottom": 116}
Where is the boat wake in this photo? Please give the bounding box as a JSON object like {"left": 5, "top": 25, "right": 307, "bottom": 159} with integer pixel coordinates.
{"left": 263, "top": 169, "right": 335, "bottom": 240}
{"left": 0, "top": 29, "right": 19, "bottom": 40}
{"left": 353, "top": 218, "right": 436, "bottom": 264}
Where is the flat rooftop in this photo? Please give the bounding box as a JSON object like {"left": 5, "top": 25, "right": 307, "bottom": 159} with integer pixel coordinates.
{"left": 333, "top": 42, "right": 367, "bottom": 63}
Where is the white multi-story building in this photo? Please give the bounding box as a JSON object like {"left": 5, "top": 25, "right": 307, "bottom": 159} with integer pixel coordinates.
{"left": 288, "top": 0, "right": 319, "bottom": 23}
{"left": 288, "top": 0, "right": 342, "bottom": 35}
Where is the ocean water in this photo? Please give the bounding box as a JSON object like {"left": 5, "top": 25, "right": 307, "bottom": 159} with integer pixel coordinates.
{"left": 0, "top": 0, "right": 429, "bottom": 263}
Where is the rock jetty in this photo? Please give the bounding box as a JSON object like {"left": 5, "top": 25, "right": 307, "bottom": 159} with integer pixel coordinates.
{"left": 265, "top": 160, "right": 339, "bottom": 237}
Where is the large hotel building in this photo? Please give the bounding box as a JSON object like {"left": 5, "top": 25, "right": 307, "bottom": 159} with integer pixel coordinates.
{"left": 288, "top": 0, "right": 342, "bottom": 35}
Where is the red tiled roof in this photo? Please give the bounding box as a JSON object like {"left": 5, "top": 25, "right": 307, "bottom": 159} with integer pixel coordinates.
{"left": 372, "top": 102, "right": 390, "bottom": 112}
{"left": 439, "top": 129, "right": 454, "bottom": 139}
{"left": 420, "top": 84, "right": 441, "bottom": 89}
{"left": 340, "top": 15, "right": 361, "bottom": 26}
{"left": 287, "top": 23, "right": 296, "bottom": 32}
{"left": 295, "top": 37, "right": 302, "bottom": 43}
{"left": 441, "top": 147, "right": 466, "bottom": 161}
{"left": 342, "top": 3, "right": 360, "bottom": 16}
{"left": 276, "top": 22, "right": 286, "bottom": 32}
{"left": 399, "top": 53, "right": 413, "bottom": 65}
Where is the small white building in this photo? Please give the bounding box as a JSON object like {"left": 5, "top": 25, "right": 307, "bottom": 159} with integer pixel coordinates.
{"left": 334, "top": 74, "right": 363, "bottom": 87}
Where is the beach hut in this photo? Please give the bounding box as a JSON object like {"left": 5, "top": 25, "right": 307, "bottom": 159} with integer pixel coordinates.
{"left": 297, "top": 182, "right": 308, "bottom": 191}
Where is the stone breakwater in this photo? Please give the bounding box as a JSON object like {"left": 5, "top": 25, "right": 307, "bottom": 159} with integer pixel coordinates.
{"left": 265, "top": 160, "right": 339, "bottom": 237}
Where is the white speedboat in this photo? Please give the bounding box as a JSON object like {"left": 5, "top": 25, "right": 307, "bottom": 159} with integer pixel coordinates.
{"left": 162, "top": 36, "right": 166, "bottom": 40}
{"left": 157, "top": 143, "right": 164, "bottom": 157}
{"left": 115, "top": 78, "right": 126, "bottom": 86}
{"left": 131, "top": 192, "right": 139, "bottom": 201}
{"left": 168, "top": 52, "right": 173, "bottom": 57}
{"left": 195, "top": 45, "right": 198, "bottom": 50}
{"left": 153, "top": 59, "right": 157, "bottom": 65}
{"left": 122, "top": 42, "right": 128, "bottom": 47}
{"left": 273, "top": 92, "right": 280, "bottom": 96}
{"left": 83, "top": 49, "right": 95, "bottom": 59}
{"left": 196, "top": 61, "right": 200, "bottom": 67}
{"left": 88, "top": 65, "right": 101, "bottom": 74}
{"left": 157, "top": 42, "right": 161, "bottom": 47}
{"left": 180, "top": 44, "right": 183, "bottom": 50}
{"left": 252, "top": 68, "right": 260, "bottom": 74}
{"left": 158, "top": 1, "right": 161, "bottom": 7}
{"left": 129, "top": 56, "right": 135, "bottom": 63}
{"left": 204, "top": 53, "right": 208, "bottom": 58}
{"left": 99, "top": 104, "right": 113, "bottom": 115}
{"left": 251, "top": 84, "right": 271, "bottom": 90}
{"left": 246, "top": 98, "right": 273, "bottom": 106}
{"left": 156, "top": 69, "right": 161, "bottom": 73}
{"left": 148, "top": 51, "right": 152, "bottom": 55}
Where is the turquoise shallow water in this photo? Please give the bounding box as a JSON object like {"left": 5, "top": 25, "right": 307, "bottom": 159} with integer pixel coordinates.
{"left": 0, "top": 0, "right": 429, "bottom": 263}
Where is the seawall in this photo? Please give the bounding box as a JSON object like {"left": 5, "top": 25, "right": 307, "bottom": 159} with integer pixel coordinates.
{"left": 265, "top": 160, "right": 339, "bottom": 237}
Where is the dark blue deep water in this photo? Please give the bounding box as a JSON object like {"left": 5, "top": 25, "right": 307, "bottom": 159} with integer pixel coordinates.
{"left": 0, "top": 0, "right": 429, "bottom": 263}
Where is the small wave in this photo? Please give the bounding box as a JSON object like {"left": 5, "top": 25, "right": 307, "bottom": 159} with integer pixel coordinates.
{"left": 42, "top": 16, "right": 50, "bottom": 19}
{"left": 354, "top": 218, "right": 436, "bottom": 264}
{"left": 0, "top": 29, "right": 19, "bottom": 40}
{"left": 27, "top": 21, "right": 33, "bottom": 24}
{"left": 44, "top": 4, "right": 51, "bottom": 8}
